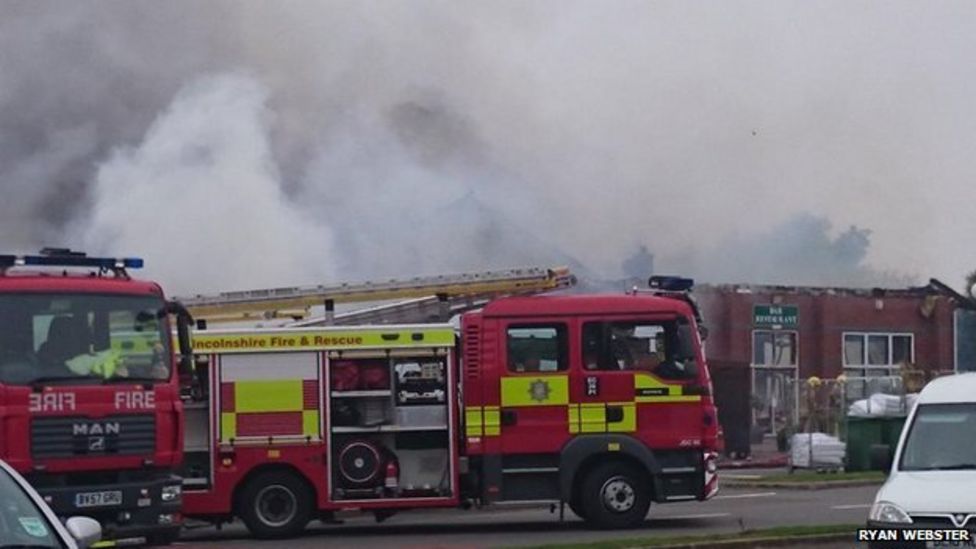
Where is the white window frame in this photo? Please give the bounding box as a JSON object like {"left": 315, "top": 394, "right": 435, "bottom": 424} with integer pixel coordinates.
{"left": 751, "top": 329, "right": 799, "bottom": 367}
{"left": 751, "top": 330, "right": 800, "bottom": 432}
{"left": 841, "top": 332, "right": 914, "bottom": 371}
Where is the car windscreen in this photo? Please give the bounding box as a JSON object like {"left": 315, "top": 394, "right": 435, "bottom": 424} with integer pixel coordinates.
{"left": 0, "top": 293, "right": 171, "bottom": 385}
{"left": 899, "top": 403, "right": 976, "bottom": 471}
{"left": 0, "top": 468, "right": 65, "bottom": 548}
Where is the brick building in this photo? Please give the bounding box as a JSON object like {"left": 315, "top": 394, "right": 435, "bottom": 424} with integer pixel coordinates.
{"left": 693, "top": 279, "right": 976, "bottom": 456}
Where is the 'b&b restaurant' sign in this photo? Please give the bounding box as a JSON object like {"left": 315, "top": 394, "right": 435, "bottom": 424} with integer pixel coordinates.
{"left": 753, "top": 305, "right": 799, "bottom": 328}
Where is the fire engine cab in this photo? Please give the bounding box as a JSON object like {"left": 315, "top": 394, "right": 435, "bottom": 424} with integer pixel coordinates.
{"left": 0, "top": 249, "right": 193, "bottom": 545}
{"left": 180, "top": 276, "right": 720, "bottom": 537}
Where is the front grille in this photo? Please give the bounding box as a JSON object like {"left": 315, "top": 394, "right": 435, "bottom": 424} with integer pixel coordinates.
{"left": 910, "top": 514, "right": 976, "bottom": 529}
{"left": 32, "top": 415, "right": 156, "bottom": 458}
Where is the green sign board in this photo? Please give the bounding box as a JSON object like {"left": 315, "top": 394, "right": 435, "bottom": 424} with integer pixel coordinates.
{"left": 753, "top": 305, "right": 798, "bottom": 328}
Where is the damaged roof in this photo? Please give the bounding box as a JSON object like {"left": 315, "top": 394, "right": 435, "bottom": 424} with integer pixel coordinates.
{"left": 697, "top": 278, "right": 975, "bottom": 305}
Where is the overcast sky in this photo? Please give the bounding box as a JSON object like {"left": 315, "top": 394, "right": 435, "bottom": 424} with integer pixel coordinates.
{"left": 2, "top": 1, "right": 974, "bottom": 294}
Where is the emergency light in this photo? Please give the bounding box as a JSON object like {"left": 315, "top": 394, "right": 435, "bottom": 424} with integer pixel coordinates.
{"left": 0, "top": 249, "right": 143, "bottom": 270}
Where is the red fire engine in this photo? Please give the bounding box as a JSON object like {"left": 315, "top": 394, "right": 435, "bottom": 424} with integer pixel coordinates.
{"left": 0, "top": 249, "right": 193, "bottom": 545}
{"left": 179, "top": 275, "right": 720, "bottom": 537}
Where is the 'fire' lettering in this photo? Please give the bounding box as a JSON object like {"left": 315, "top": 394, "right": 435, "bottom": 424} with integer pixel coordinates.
{"left": 115, "top": 391, "right": 155, "bottom": 410}
{"left": 29, "top": 392, "right": 76, "bottom": 412}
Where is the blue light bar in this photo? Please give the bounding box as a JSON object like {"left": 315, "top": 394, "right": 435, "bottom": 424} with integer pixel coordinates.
{"left": 5, "top": 250, "right": 143, "bottom": 271}
{"left": 648, "top": 275, "right": 694, "bottom": 292}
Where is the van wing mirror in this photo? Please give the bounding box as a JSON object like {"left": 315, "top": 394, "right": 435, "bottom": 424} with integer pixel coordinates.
{"left": 65, "top": 516, "right": 102, "bottom": 549}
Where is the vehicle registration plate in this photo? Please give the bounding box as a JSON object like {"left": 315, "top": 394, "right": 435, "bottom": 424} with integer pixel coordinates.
{"left": 75, "top": 490, "right": 123, "bottom": 508}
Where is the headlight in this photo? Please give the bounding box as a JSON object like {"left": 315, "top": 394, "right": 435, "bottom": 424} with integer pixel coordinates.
{"left": 161, "top": 484, "right": 182, "bottom": 503}
{"left": 869, "top": 501, "right": 913, "bottom": 524}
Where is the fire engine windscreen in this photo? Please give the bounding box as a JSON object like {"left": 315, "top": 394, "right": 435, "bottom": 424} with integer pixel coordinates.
{"left": 0, "top": 294, "right": 171, "bottom": 385}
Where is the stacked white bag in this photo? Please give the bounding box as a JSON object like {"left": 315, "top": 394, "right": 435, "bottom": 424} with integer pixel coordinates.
{"left": 790, "top": 432, "right": 846, "bottom": 469}
{"left": 847, "top": 393, "right": 917, "bottom": 417}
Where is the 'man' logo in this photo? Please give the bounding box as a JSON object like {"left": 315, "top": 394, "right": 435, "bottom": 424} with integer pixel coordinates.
{"left": 72, "top": 422, "right": 120, "bottom": 436}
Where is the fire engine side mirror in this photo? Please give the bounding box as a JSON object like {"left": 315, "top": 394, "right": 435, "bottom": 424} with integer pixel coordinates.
{"left": 674, "top": 320, "right": 702, "bottom": 378}
{"left": 165, "top": 301, "right": 194, "bottom": 378}
{"left": 675, "top": 320, "right": 697, "bottom": 361}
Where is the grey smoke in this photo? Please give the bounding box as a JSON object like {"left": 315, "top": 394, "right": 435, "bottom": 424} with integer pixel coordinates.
{"left": 622, "top": 246, "right": 655, "bottom": 281}
{"left": 2, "top": 2, "right": 974, "bottom": 294}
{"left": 694, "top": 213, "right": 911, "bottom": 287}
{"left": 75, "top": 74, "right": 334, "bottom": 295}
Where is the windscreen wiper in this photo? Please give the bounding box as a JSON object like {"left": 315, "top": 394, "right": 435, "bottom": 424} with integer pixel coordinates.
{"left": 933, "top": 464, "right": 976, "bottom": 470}
{"left": 913, "top": 464, "right": 976, "bottom": 471}
{"left": 28, "top": 375, "right": 91, "bottom": 386}
{"left": 103, "top": 375, "right": 161, "bottom": 384}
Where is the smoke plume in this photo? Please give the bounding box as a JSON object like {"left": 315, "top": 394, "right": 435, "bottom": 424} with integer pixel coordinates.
{"left": 75, "top": 74, "right": 334, "bottom": 294}
{"left": 3, "top": 2, "right": 974, "bottom": 293}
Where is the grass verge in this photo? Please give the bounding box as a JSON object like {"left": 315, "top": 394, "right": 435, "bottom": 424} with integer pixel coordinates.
{"left": 510, "top": 523, "right": 859, "bottom": 549}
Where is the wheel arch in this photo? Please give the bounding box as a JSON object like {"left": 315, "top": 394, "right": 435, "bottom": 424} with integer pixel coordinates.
{"left": 231, "top": 462, "right": 318, "bottom": 516}
{"left": 560, "top": 435, "right": 661, "bottom": 503}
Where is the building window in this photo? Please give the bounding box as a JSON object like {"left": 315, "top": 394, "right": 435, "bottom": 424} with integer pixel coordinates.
{"left": 843, "top": 333, "right": 914, "bottom": 400}
{"left": 752, "top": 331, "right": 798, "bottom": 367}
{"left": 843, "top": 332, "right": 914, "bottom": 369}
{"left": 507, "top": 325, "right": 567, "bottom": 373}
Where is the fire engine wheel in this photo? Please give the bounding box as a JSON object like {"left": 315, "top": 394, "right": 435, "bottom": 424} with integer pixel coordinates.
{"left": 569, "top": 496, "right": 587, "bottom": 520}
{"left": 580, "top": 462, "right": 651, "bottom": 529}
{"left": 239, "top": 470, "right": 313, "bottom": 539}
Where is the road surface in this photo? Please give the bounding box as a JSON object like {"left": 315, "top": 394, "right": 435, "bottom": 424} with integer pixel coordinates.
{"left": 171, "top": 484, "right": 877, "bottom": 548}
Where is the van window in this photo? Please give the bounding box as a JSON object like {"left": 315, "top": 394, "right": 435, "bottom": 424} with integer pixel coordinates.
{"left": 0, "top": 467, "right": 64, "bottom": 548}
{"left": 899, "top": 403, "right": 976, "bottom": 471}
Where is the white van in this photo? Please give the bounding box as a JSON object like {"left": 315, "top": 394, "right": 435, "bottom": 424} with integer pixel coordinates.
{"left": 868, "top": 372, "right": 976, "bottom": 540}
{"left": 0, "top": 459, "right": 101, "bottom": 548}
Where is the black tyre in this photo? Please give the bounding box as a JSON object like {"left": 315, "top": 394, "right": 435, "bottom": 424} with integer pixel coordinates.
{"left": 238, "top": 470, "right": 314, "bottom": 539}
{"left": 569, "top": 493, "right": 587, "bottom": 520}
{"left": 580, "top": 462, "right": 651, "bottom": 529}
